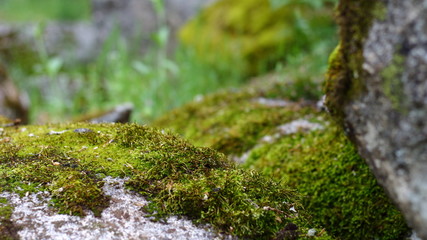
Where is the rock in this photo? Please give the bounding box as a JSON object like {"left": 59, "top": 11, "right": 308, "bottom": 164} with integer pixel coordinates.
{"left": 0, "top": 122, "right": 304, "bottom": 239}
{"left": 0, "top": 177, "right": 223, "bottom": 240}
{"left": 0, "top": 64, "right": 29, "bottom": 123}
{"left": 75, "top": 103, "right": 134, "bottom": 123}
{"left": 324, "top": 0, "right": 427, "bottom": 238}
{"left": 153, "top": 73, "right": 409, "bottom": 239}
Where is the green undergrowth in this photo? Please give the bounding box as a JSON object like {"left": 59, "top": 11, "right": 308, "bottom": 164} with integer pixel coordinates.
{"left": 153, "top": 75, "right": 410, "bottom": 239}
{"left": 0, "top": 121, "right": 319, "bottom": 238}
{"left": 0, "top": 0, "right": 90, "bottom": 21}
{"left": 180, "top": 0, "right": 337, "bottom": 77}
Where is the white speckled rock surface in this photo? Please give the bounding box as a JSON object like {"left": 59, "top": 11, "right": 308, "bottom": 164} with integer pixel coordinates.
{"left": 0, "top": 177, "right": 228, "bottom": 240}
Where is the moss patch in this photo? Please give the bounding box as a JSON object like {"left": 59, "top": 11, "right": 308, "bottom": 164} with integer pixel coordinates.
{"left": 0, "top": 121, "right": 311, "bottom": 238}
{"left": 154, "top": 74, "right": 322, "bottom": 156}
{"left": 154, "top": 75, "right": 409, "bottom": 239}
{"left": 244, "top": 123, "right": 408, "bottom": 239}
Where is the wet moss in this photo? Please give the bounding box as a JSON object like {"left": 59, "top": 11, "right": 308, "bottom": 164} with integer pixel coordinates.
{"left": 154, "top": 75, "right": 409, "bottom": 239}
{"left": 0, "top": 121, "right": 304, "bottom": 238}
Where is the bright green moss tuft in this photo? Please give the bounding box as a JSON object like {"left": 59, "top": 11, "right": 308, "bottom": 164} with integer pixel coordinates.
{"left": 49, "top": 170, "right": 109, "bottom": 217}
{"left": 0, "top": 121, "right": 305, "bottom": 238}
{"left": 130, "top": 168, "right": 299, "bottom": 238}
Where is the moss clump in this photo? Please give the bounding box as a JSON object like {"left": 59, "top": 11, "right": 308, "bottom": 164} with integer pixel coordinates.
{"left": 154, "top": 75, "right": 409, "bottom": 239}
{"left": 0, "top": 122, "right": 306, "bottom": 238}
{"left": 324, "top": 0, "right": 379, "bottom": 125}
{"left": 244, "top": 123, "right": 409, "bottom": 239}
{"left": 180, "top": 0, "right": 336, "bottom": 76}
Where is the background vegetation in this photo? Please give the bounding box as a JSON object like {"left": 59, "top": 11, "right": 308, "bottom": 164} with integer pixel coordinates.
{"left": 0, "top": 0, "right": 337, "bottom": 124}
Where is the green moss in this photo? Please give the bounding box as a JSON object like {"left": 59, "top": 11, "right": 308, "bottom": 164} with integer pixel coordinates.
{"left": 154, "top": 74, "right": 409, "bottom": 239}
{"left": 324, "top": 0, "right": 380, "bottom": 125}
{"left": 381, "top": 53, "right": 407, "bottom": 113}
{"left": 0, "top": 122, "right": 306, "bottom": 238}
{"left": 244, "top": 122, "right": 408, "bottom": 239}
{"left": 180, "top": 0, "right": 336, "bottom": 76}
{"left": 153, "top": 74, "right": 322, "bottom": 156}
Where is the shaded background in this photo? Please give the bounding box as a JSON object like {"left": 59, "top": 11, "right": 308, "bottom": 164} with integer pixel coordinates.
{"left": 0, "top": 0, "right": 337, "bottom": 124}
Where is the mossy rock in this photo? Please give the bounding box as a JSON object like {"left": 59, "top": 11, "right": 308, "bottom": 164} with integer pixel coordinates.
{"left": 179, "top": 0, "right": 336, "bottom": 76}
{"left": 0, "top": 121, "right": 330, "bottom": 239}
{"left": 153, "top": 74, "right": 410, "bottom": 239}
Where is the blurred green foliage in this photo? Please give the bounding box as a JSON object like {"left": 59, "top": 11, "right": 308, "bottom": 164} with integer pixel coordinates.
{"left": 269, "top": 0, "right": 337, "bottom": 9}
{"left": 180, "top": 0, "right": 338, "bottom": 77}
{"left": 0, "top": 0, "right": 90, "bottom": 21}
{"left": 0, "top": 0, "right": 337, "bottom": 124}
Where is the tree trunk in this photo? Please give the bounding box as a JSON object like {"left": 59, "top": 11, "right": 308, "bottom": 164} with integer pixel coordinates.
{"left": 325, "top": 0, "right": 427, "bottom": 238}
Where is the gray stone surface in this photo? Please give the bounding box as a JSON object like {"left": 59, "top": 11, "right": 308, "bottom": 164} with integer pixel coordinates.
{"left": 0, "top": 177, "right": 228, "bottom": 239}
{"left": 330, "top": 0, "right": 427, "bottom": 238}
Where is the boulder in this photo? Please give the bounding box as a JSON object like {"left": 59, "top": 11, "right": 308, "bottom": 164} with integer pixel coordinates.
{"left": 74, "top": 102, "right": 134, "bottom": 124}
{"left": 0, "top": 120, "right": 317, "bottom": 239}
{"left": 324, "top": 0, "right": 427, "bottom": 238}
{"left": 153, "top": 73, "right": 410, "bottom": 239}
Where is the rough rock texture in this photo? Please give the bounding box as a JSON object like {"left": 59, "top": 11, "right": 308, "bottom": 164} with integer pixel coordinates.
{"left": 324, "top": 0, "right": 427, "bottom": 238}
{"left": 0, "top": 177, "right": 225, "bottom": 240}
{"left": 154, "top": 74, "right": 409, "bottom": 239}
